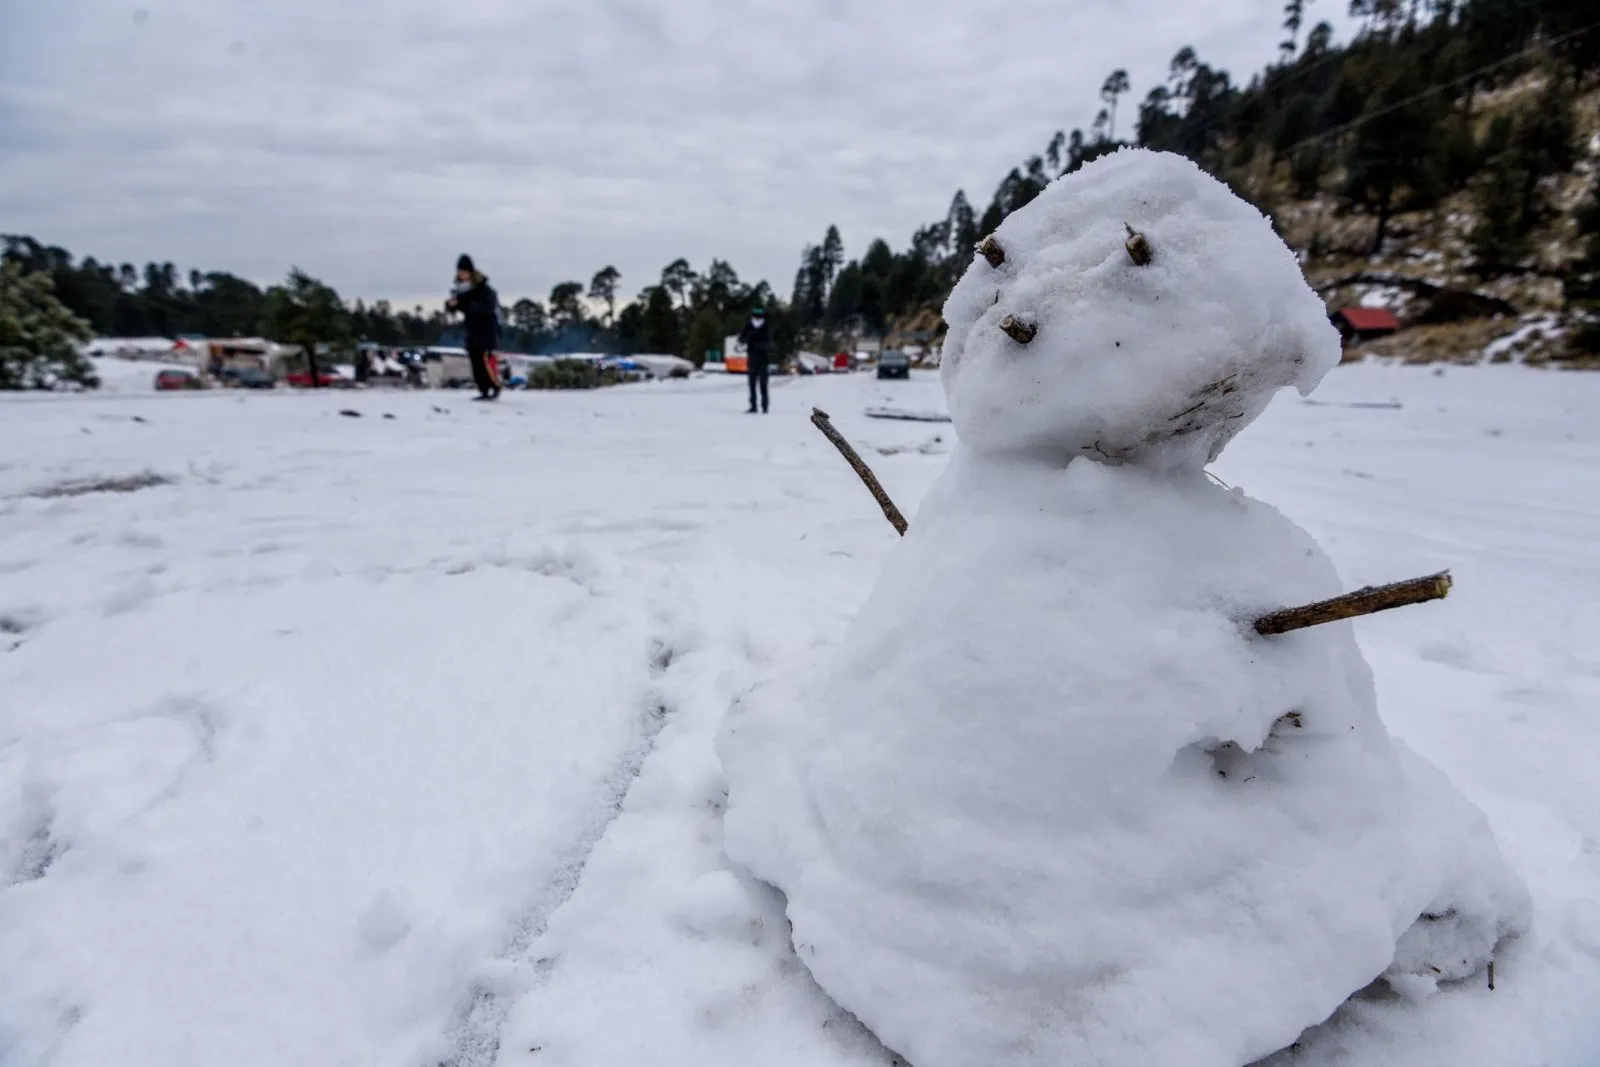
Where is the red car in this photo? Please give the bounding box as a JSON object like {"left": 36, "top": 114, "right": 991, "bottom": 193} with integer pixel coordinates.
{"left": 154, "top": 369, "right": 202, "bottom": 391}
{"left": 284, "top": 369, "right": 344, "bottom": 388}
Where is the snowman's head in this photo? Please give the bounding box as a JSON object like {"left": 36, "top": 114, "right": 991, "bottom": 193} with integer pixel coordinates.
{"left": 940, "top": 149, "right": 1339, "bottom": 469}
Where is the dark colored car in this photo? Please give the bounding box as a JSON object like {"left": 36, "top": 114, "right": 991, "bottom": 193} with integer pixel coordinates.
{"left": 154, "top": 368, "right": 202, "bottom": 391}
{"left": 877, "top": 350, "right": 911, "bottom": 379}
{"left": 235, "top": 368, "right": 276, "bottom": 389}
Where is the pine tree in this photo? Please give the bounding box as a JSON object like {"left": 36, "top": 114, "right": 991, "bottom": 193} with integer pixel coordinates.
{"left": 1138, "top": 87, "right": 1178, "bottom": 149}
{"left": 510, "top": 298, "right": 547, "bottom": 350}
{"left": 1304, "top": 20, "right": 1333, "bottom": 56}
{"left": 0, "top": 260, "right": 97, "bottom": 390}
{"left": 946, "top": 191, "right": 978, "bottom": 263}
{"left": 640, "top": 286, "right": 681, "bottom": 355}
{"left": 792, "top": 245, "right": 828, "bottom": 330}
{"left": 1289, "top": 143, "right": 1328, "bottom": 199}
{"left": 1339, "top": 64, "right": 1444, "bottom": 255}
{"left": 1505, "top": 76, "right": 1578, "bottom": 230}
{"left": 1468, "top": 80, "right": 1579, "bottom": 272}
{"left": 1100, "top": 69, "right": 1131, "bottom": 142}
{"left": 683, "top": 307, "right": 724, "bottom": 366}
{"left": 263, "top": 268, "right": 350, "bottom": 387}
{"left": 588, "top": 266, "right": 620, "bottom": 325}
{"left": 549, "top": 282, "right": 585, "bottom": 327}
{"left": 699, "top": 260, "right": 742, "bottom": 312}
{"left": 1565, "top": 184, "right": 1600, "bottom": 356}
{"left": 1045, "top": 133, "right": 1066, "bottom": 175}
{"left": 1280, "top": 0, "right": 1308, "bottom": 59}
{"left": 660, "top": 259, "right": 695, "bottom": 311}
{"left": 820, "top": 226, "right": 845, "bottom": 292}
{"left": 614, "top": 301, "right": 646, "bottom": 354}
{"left": 1468, "top": 158, "right": 1531, "bottom": 271}
{"left": 825, "top": 261, "right": 863, "bottom": 334}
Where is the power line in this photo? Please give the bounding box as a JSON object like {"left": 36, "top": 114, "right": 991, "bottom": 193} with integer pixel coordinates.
{"left": 1285, "top": 16, "right": 1600, "bottom": 155}
{"left": 1042, "top": 11, "right": 1596, "bottom": 195}
{"left": 1255, "top": 34, "right": 1360, "bottom": 99}
{"left": 1149, "top": 14, "right": 1598, "bottom": 162}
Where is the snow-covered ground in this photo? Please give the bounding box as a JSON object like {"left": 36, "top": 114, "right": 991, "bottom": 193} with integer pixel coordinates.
{"left": 2, "top": 366, "right": 1598, "bottom": 1067}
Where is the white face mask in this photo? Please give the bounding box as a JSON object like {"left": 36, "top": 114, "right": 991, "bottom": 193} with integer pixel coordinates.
{"left": 752, "top": 317, "right": 765, "bottom": 327}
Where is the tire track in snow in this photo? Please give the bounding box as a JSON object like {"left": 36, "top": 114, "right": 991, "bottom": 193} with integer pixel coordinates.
{"left": 439, "top": 632, "right": 689, "bottom": 1067}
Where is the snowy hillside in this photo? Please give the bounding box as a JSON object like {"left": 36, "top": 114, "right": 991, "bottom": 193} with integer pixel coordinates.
{"left": 2, "top": 368, "right": 1598, "bottom": 1067}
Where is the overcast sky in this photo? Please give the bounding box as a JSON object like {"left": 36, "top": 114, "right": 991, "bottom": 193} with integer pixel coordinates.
{"left": 1, "top": 0, "right": 1356, "bottom": 309}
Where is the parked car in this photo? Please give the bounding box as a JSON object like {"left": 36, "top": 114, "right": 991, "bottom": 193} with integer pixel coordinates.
{"left": 154, "top": 368, "right": 203, "bottom": 391}
{"left": 790, "top": 352, "right": 829, "bottom": 376}
{"left": 235, "top": 368, "right": 276, "bottom": 389}
{"left": 284, "top": 369, "right": 345, "bottom": 388}
{"left": 592, "top": 356, "right": 648, "bottom": 382}
{"left": 630, "top": 354, "right": 696, "bottom": 379}
{"left": 877, "top": 350, "right": 911, "bottom": 379}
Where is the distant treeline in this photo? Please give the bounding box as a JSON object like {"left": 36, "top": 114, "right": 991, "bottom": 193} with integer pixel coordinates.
{"left": 0, "top": 237, "right": 794, "bottom": 363}
{"left": 6, "top": 0, "right": 1600, "bottom": 361}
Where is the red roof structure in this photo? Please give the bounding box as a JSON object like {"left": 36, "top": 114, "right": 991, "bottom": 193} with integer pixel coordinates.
{"left": 1332, "top": 307, "right": 1400, "bottom": 332}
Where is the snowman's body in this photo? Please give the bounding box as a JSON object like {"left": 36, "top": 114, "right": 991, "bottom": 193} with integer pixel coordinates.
{"left": 718, "top": 150, "right": 1528, "bottom": 1067}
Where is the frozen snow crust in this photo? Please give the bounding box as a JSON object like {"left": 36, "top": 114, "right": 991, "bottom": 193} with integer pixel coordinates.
{"left": 719, "top": 150, "right": 1529, "bottom": 1067}
{"left": 941, "top": 148, "right": 1341, "bottom": 467}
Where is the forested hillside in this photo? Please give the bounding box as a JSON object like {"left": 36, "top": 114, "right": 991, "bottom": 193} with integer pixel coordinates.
{"left": 796, "top": 0, "right": 1600, "bottom": 361}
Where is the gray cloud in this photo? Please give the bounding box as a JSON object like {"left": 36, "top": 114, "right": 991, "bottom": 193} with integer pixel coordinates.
{"left": 0, "top": 0, "right": 1356, "bottom": 307}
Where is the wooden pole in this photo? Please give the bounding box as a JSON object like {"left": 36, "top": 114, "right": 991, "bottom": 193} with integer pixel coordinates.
{"left": 1253, "top": 572, "right": 1452, "bottom": 636}
{"left": 810, "top": 408, "right": 909, "bottom": 536}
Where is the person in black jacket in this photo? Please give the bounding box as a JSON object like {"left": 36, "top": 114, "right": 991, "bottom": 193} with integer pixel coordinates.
{"left": 446, "top": 254, "right": 502, "bottom": 400}
{"left": 737, "top": 307, "right": 772, "bottom": 414}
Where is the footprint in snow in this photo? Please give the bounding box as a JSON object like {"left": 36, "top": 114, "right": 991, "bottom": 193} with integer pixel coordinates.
{"left": 357, "top": 890, "right": 414, "bottom": 954}
{"left": 673, "top": 870, "right": 763, "bottom": 943}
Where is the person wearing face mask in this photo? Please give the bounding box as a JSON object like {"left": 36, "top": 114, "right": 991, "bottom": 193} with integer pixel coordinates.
{"left": 445, "top": 254, "right": 502, "bottom": 400}
{"left": 737, "top": 306, "right": 772, "bottom": 414}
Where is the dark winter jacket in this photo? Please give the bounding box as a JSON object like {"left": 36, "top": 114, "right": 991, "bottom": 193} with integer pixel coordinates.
{"left": 448, "top": 274, "right": 500, "bottom": 351}
{"left": 738, "top": 317, "right": 772, "bottom": 363}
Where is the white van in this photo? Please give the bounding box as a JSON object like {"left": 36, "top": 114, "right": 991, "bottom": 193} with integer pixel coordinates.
{"left": 420, "top": 347, "right": 473, "bottom": 388}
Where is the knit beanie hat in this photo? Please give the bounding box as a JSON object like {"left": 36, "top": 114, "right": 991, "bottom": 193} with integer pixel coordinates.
{"left": 456, "top": 254, "right": 475, "bottom": 273}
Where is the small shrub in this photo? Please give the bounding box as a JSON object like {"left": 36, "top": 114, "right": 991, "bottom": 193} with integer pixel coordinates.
{"left": 522, "top": 359, "right": 649, "bottom": 390}
{"left": 527, "top": 359, "right": 603, "bottom": 390}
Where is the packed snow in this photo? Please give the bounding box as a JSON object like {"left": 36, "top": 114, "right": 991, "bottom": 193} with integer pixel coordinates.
{"left": 722, "top": 151, "right": 1528, "bottom": 1067}
{"left": 1, "top": 362, "right": 1598, "bottom": 1067}
{"left": 939, "top": 150, "right": 1337, "bottom": 468}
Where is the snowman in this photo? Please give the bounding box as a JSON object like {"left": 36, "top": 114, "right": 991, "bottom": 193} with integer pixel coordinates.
{"left": 717, "top": 149, "right": 1529, "bottom": 1067}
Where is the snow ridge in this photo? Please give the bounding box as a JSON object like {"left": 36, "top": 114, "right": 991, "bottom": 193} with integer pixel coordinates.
{"left": 440, "top": 632, "right": 692, "bottom": 1067}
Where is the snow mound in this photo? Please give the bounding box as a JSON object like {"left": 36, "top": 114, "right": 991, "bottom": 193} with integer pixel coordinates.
{"left": 719, "top": 150, "right": 1529, "bottom": 1067}
{"left": 720, "top": 462, "right": 1529, "bottom": 1067}
{"left": 940, "top": 148, "right": 1340, "bottom": 468}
